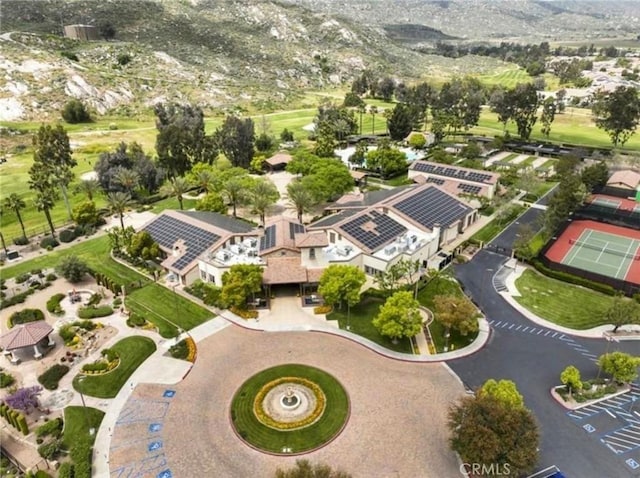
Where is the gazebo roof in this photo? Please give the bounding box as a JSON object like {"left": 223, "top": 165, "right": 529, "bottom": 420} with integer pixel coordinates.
{"left": 0, "top": 322, "right": 53, "bottom": 351}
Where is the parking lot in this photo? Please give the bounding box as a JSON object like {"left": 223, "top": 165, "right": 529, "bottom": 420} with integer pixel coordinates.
{"left": 567, "top": 383, "right": 640, "bottom": 474}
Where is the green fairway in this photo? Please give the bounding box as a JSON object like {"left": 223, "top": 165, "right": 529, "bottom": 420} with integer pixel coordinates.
{"left": 514, "top": 269, "right": 615, "bottom": 329}
{"left": 231, "top": 364, "right": 349, "bottom": 454}
{"left": 326, "top": 297, "right": 413, "bottom": 353}
{"left": 73, "top": 336, "right": 156, "bottom": 398}
{"left": 477, "top": 68, "right": 532, "bottom": 88}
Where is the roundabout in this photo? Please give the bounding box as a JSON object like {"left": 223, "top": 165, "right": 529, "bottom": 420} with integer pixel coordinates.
{"left": 231, "top": 364, "right": 349, "bottom": 453}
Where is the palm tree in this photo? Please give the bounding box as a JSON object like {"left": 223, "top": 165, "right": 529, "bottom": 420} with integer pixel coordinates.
{"left": 0, "top": 210, "right": 8, "bottom": 255}
{"left": 193, "top": 169, "right": 216, "bottom": 194}
{"left": 34, "top": 193, "right": 56, "bottom": 238}
{"left": 358, "top": 104, "right": 367, "bottom": 135}
{"left": 249, "top": 178, "right": 279, "bottom": 226}
{"left": 370, "top": 105, "right": 378, "bottom": 135}
{"left": 221, "top": 177, "right": 247, "bottom": 218}
{"left": 114, "top": 168, "right": 140, "bottom": 196}
{"left": 75, "top": 179, "right": 101, "bottom": 201}
{"left": 3, "top": 193, "right": 27, "bottom": 239}
{"left": 286, "top": 180, "right": 315, "bottom": 223}
{"left": 106, "top": 191, "right": 133, "bottom": 229}
{"left": 161, "top": 177, "right": 191, "bottom": 210}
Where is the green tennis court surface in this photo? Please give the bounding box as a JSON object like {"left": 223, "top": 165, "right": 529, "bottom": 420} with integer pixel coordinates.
{"left": 592, "top": 197, "right": 621, "bottom": 209}
{"left": 561, "top": 229, "right": 640, "bottom": 280}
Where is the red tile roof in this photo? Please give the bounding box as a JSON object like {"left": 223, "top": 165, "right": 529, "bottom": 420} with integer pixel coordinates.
{"left": 0, "top": 322, "right": 53, "bottom": 351}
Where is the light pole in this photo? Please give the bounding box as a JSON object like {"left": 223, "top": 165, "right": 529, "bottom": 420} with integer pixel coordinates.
{"left": 77, "top": 376, "right": 95, "bottom": 436}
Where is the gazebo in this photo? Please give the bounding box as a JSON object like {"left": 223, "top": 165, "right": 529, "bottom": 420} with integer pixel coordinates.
{"left": 0, "top": 322, "right": 54, "bottom": 363}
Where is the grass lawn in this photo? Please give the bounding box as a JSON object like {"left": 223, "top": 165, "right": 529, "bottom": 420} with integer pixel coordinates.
{"left": 125, "top": 285, "right": 213, "bottom": 338}
{"left": 231, "top": 364, "right": 349, "bottom": 453}
{"left": 326, "top": 297, "right": 413, "bottom": 353}
{"left": 514, "top": 269, "right": 616, "bottom": 329}
{"left": 73, "top": 336, "right": 156, "bottom": 398}
{"left": 150, "top": 196, "right": 198, "bottom": 213}
{"left": 417, "top": 274, "right": 479, "bottom": 353}
{"left": 518, "top": 156, "right": 537, "bottom": 168}
{"left": 470, "top": 204, "right": 526, "bottom": 244}
{"left": 62, "top": 406, "right": 105, "bottom": 448}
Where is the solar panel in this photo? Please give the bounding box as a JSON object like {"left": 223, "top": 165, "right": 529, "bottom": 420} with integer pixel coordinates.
{"left": 393, "top": 186, "right": 472, "bottom": 229}
{"left": 458, "top": 183, "right": 482, "bottom": 194}
{"left": 260, "top": 225, "right": 276, "bottom": 251}
{"left": 426, "top": 177, "right": 445, "bottom": 185}
{"left": 143, "top": 215, "right": 220, "bottom": 271}
{"left": 413, "top": 161, "right": 493, "bottom": 184}
{"left": 289, "top": 222, "right": 305, "bottom": 239}
{"left": 340, "top": 210, "right": 407, "bottom": 251}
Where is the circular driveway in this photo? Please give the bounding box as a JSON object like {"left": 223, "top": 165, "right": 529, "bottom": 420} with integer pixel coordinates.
{"left": 109, "top": 325, "right": 464, "bottom": 477}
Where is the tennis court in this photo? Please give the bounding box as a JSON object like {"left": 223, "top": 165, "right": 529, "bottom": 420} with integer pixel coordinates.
{"left": 561, "top": 229, "right": 640, "bottom": 280}
{"left": 591, "top": 197, "right": 621, "bottom": 209}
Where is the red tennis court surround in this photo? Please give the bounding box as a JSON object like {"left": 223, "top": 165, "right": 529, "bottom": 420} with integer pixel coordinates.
{"left": 545, "top": 219, "right": 640, "bottom": 285}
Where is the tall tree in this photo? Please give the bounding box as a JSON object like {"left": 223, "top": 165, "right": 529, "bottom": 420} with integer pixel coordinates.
{"left": 581, "top": 161, "right": 609, "bottom": 192}
{"left": 508, "top": 83, "right": 541, "bottom": 140}
{"left": 215, "top": 115, "right": 255, "bottom": 168}
{"left": 155, "top": 103, "right": 217, "bottom": 177}
{"left": 357, "top": 104, "right": 367, "bottom": 135}
{"left": 592, "top": 86, "right": 640, "bottom": 147}
{"left": 489, "top": 86, "right": 512, "bottom": 131}
{"left": 370, "top": 105, "right": 378, "bottom": 135}
{"left": 604, "top": 295, "right": 640, "bottom": 333}
{"left": 114, "top": 168, "right": 140, "bottom": 196}
{"left": 106, "top": 192, "right": 133, "bottom": 229}
{"left": 3, "top": 193, "right": 27, "bottom": 239}
{"left": 318, "top": 265, "right": 366, "bottom": 323}
{"left": 478, "top": 379, "right": 525, "bottom": 409}
{"left": 387, "top": 103, "right": 414, "bottom": 141}
{"left": 286, "top": 180, "right": 315, "bottom": 223}
{"left": 221, "top": 264, "right": 263, "bottom": 309}
{"left": 598, "top": 352, "right": 640, "bottom": 384}
{"left": 432, "top": 77, "right": 485, "bottom": 136}
{"left": 160, "top": 177, "right": 192, "bottom": 211}
{"left": 75, "top": 179, "right": 100, "bottom": 201}
{"left": 372, "top": 290, "right": 423, "bottom": 342}
{"left": 433, "top": 295, "right": 478, "bottom": 337}
{"left": 448, "top": 395, "right": 539, "bottom": 478}
{"left": 220, "top": 169, "right": 252, "bottom": 218}
{"left": 540, "top": 96, "right": 557, "bottom": 138}
{"left": 248, "top": 178, "right": 279, "bottom": 226}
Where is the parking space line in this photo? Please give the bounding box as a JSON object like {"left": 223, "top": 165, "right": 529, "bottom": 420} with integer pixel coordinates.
{"left": 537, "top": 329, "right": 544, "bottom": 335}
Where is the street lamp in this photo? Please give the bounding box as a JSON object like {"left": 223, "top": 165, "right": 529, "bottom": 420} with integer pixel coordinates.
{"left": 77, "top": 376, "right": 95, "bottom": 436}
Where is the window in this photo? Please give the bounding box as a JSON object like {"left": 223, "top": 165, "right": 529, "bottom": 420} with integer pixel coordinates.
{"left": 200, "top": 270, "right": 207, "bottom": 281}
{"left": 208, "top": 274, "right": 216, "bottom": 284}
{"left": 364, "top": 265, "right": 382, "bottom": 276}
{"left": 338, "top": 234, "right": 342, "bottom": 240}
{"left": 329, "top": 232, "right": 335, "bottom": 243}
{"left": 309, "top": 248, "right": 316, "bottom": 259}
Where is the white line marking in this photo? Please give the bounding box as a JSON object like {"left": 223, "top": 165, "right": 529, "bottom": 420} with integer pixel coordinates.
{"left": 537, "top": 329, "right": 544, "bottom": 335}
{"left": 606, "top": 409, "right": 617, "bottom": 418}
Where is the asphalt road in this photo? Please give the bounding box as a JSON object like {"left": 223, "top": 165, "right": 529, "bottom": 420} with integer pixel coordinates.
{"left": 450, "top": 202, "right": 640, "bottom": 477}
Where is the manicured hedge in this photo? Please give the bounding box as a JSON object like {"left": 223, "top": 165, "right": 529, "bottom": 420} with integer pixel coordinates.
{"left": 36, "top": 417, "right": 64, "bottom": 438}
{"left": 77, "top": 305, "right": 113, "bottom": 319}
{"left": 38, "top": 365, "right": 70, "bottom": 390}
{"left": 46, "top": 293, "right": 66, "bottom": 315}
{"left": 9, "top": 308, "right": 45, "bottom": 327}
{"left": 40, "top": 236, "right": 59, "bottom": 249}
{"left": 531, "top": 259, "right": 616, "bottom": 296}
{"left": 59, "top": 229, "right": 77, "bottom": 243}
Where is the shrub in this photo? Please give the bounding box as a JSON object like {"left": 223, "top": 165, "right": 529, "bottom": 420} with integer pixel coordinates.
{"left": 38, "top": 365, "right": 70, "bottom": 390}
{"left": 60, "top": 51, "right": 79, "bottom": 61}
{"left": 40, "top": 235, "right": 59, "bottom": 249}
{"left": 37, "top": 439, "right": 62, "bottom": 460}
{"left": 77, "top": 305, "right": 113, "bottom": 319}
{"left": 46, "top": 293, "right": 66, "bottom": 315}
{"left": 0, "top": 372, "right": 15, "bottom": 388}
{"left": 230, "top": 306, "right": 258, "bottom": 319}
{"left": 58, "top": 463, "right": 74, "bottom": 478}
{"left": 59, "top": 324, "right": 77, "bottom": 343}
{"left": 169, "top": 339, "right": 189, "bottom": 360}
{"left": 102, "top": 348, "right": 119, "bottom": 362}
{"left": 59, "top": 229, "right": 77, "bottom": 243}
{"left": 313, "top": 305, "right": 333, "bottom": 314}
{"left": 126, "top": 313, "right": 146, "bottom": 327}
{"left": 56, "top": 255, "right": 91, "bottom": 283}
{"left": 17, "top": 414, "right": 29, "bottom": 435}
{"left": 116, "top": 53, "right": 132, "bottom": 66}
{"left": 30, "top": 268, "right": 42, "bottom": 275}
{"left": 13, "top": 236, "right": 29, "bottom": 246}
{"left": 9, "top": 308, "right": 44, "bottom": 327}
{"left": 36, "top": 417, "right": 63, "bottom": 438}
{"left": 46, "top": 273, "right": 57, "bottom": 281}
{"left": 61, "top": 99, "right": 91, "bottom": 123}
{"left": 113, "top": 297, "right": 122, "bottom": 307}
{"left": 0, "top": 288, "right": 35, "bottom": 310}
{"left": 82, "top": 362, "right": 108, "bottom": 373}
{"left": 73, "top": 320, "right": 96, "bottom": 331}
{"left": 531, "top": 259, "right": 616, "bottom": 296}
{"left": 15, "top": 273, "right": 31, "bottom": 284}
{"left": 86, "top": 292, "right": 102, "bottom": 307}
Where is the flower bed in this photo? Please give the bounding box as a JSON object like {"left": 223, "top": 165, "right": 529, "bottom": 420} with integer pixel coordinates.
{"left": 81, "top": 349, "right": 120, "bottom": 376}
{"left": 230, "top": 306, "right": 258, "bottom": 319}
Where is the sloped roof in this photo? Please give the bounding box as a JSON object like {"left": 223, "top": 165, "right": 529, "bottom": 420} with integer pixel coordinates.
{"left": 259, "top": 217, "right": 306, "bottom": 254}
{"left": 0, "top": 322, "right": 53, "bottom": 351}
{"left": 263, "top": 257, "right": 309, "bottom": 284}
{"left": 295, "top": 232, "right": 328, "bottom": 248}
{"left": 176, "top": 210, "right": 254, "bottom": 234}
{"left": 608, "top": 170, "right": 640, "bottom": 190}
{"left": 266, "top": 152, "right": 293, "bottom": 166}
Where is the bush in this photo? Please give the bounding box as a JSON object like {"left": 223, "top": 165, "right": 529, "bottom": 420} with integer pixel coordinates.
{"left": 169, "top": 339, "right": 189, "bottom": 360}
{"left": 77, "top": 305, "right": 113, "bottom": 319}
{"left": 13, "top": 235, "right": 29, "bottom": 246}
{"left": 37, "top": 439, "right": 62, "bottom": 460}
{"left": 58, "top": 463, "right": 74, "bottom": 478}
{"left": 15, "top": 273, "right": 31, "bottom": 284}
{"left": 116, "top": 53, "right": 132, "bottom": 66}
{"left": 0, "top": 288, "right": 35, "bottom": 310}
{"left": 73, "top": 320, "right": 96, "bottom": 331}
{"left": 60, "top": 51, "right": 79, "bottom": 61}
{"left": 17, "top": 414, "right": 29, "bottom": 435}
{"left": 82, "top": 362, "right": 108, "bottom": 373}
{"left": 30, "top": 268, "right": 42, "bottom": 275}
{"left": 58, "top": 324, "right": 76, "bottom": 343}
{"left": 40, "top": 236, "right": 59, "bottom": 249}
{"left": 102, "top": 348, "right": 119, "bottom": 362}
{"left": 531, "top": 259, "right": 616, "bottom": 296}
{"left": 46, "top": 293, "right": 66, "bottom": 315}
{"left": 59, "top": 229, "right": 77, "bottom": 243}
{"left": 56, "top": 255, "right": 91, "bottom": 283}
{"left": 230, "top": 306, "right": 258, "bottom": 319}
{"left": 126, "top": 313, "right": 146, "bottom": 327}
{"left": 313, "top": 305, "right": 333, "bottom": 314}
{"left": 36, "top": 417, "right": 63, "bottom": 438}
{"left": 38, "top": 365, "right": 70, "bottom": 390}
{"left": 46, "top": 273, "right": 57, "bottom": 281}
{"left": 9, "top": 308, "right": 44, "bottom": 327}
{"left": 86, "top": 292, "right": 102, "bottom": 307}
{"left": 61, "top": 99, "right": 91, "bottom": 123}
{"left": 0, "top": 372, "right": 15, "bottom": 388}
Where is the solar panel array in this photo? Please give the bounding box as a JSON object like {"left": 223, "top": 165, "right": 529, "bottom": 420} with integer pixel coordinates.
{"left": 143, "top": 215, "right": 220, "bottom": 271}
{"left": 458, "top": 183, "right": 482, "bottom": 194}
{"left": 260, "top": 225, "right": 277, "bottom": 251}
{"left": 340, "top": 210, "right": 407, "bottom": 251}
{"left": 426, "top": 177, "right": 445, "bottom": 185}
{"left": 289, "top": 222, "right": 305, "bottom": 239}
{"left": 413, "top": 162, "right": 493, "bottom": 184}
{"left": 393, "top": 186, "right": 472, "bottom": 229}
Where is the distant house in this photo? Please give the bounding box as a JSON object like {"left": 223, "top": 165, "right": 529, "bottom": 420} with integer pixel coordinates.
{"left": 265, "top": 152, "right": 293, "bottom": 172}
{"left": 63, "top": 24, "right": 99, "bottom": 41}
{"left": 407, "top": 160, "right": 500, "bottom": 199}
{"left": 603, "top": 169, "right": 640, "bottom": 198}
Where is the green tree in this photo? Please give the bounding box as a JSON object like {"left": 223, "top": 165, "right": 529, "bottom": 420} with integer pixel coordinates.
{"left": 3, "top": 193, "right": 27, "bottom": 239}
{"left": 61, "top": 99, "right": 92, "bottom": 123}
{"left": 114, "top": 168, "right": 140, "bottom": 196}
{"left": 540, "top": 96, "right": 557, "bottom": 138}
{"left": 75, "top": 179, "right": 101, "bottom": 201}
{"left": 314, "top": 123, "right": 338, "bottom": 158}
{"left": 286, "top": 180, "right": 316, "bottom": 223}
{"left": 408, "top": 133, "right": 426, "bottom": 150}
{"left": 598, "top": 352, "right": 640, "bottom": 383}
{"left": 432, "top": 77, "right": 485, "bottom": 135}
{"left": 372, "top": 290, "right": 423, "bottom": 342}
{"left": 489, "top": 86, "right": 512, "bottom": 131}
{"left": 215, "top": 115, "right": 255, "bottom": 168}
{"left": 604, "top": 295, "right": 640, "bottom": 333}
{"left": 126, "top": 231, "right": 160, "bottom": 260}
{"left": 72, "top": 201, "right": 100, "bottom": 227}
{"left": 508, "top": 83, "right": 540, "bottom": 140}
{"left": 365, "top": 142, "right": 407, "bottom": 178}
{"left": 459, "top": 141, "right": 481, "bottom": 160}
{"left": 560, "top": 365, "right": 583, "bottom": 396}
{"left": 255, "top": 133, "right": 274, "bottom": 153}
{"left": 478, "top": 379, "right": 525, "bottom": 409}
{"left": 249, "top": 178, "right": 280, "bottom": 226}
{"left": 592, "top": 86, "right": 640, "bottom": 147}
{"left": 433, "top": 295, "right": 478, "bottom": 337}
{"left": 348, "top": 142, "right": 368, "bottom": 166}
{"left": 280, "top": 128, "right": 294, "bottom": 142}
{"left": 106, "top": 192, "right": 133, "bottom": 229}
{"left": 196, "top": 192, "right": 227, "bottom": 214}
{"left": 581, "top": 161, "right": 609, "bottom": 192}
{"left": 343, "top": 91, "right": 364, "bottom": 108}
{"left": 187, "top": 163, "right": 220, "bottom": 194}
{"left": 275, "top": 460, "right": 351, "bottom": 478}
{"left": 387, "top": 104, "right": 414, "bottom": 141}
{"left": 56, "top": 256, "right": 91, "bottom": 283}
{"left": 160, "top": 177, "right": 191, "bottom": 210}
{"left": 449, "top": 395, "right": 539, "bottom": 477}
{"left": 221, "top": 264, "right": 263, "bottom": 309}
{"left": 513, "top": 223, "right": 537, "bottom": 262}
{"left": 370, "top": 105, "right": 378, "bottom": 134}
{"left": 221, "top": 171, "right": 252, "bottom": 218}
{"left": 318, "top": 265, "right": 366, "bottom": 322}
{"left": 33, "top": 191, "right": 58, "bottom": 238}
{"left": 300, "top": 160, "right": 354, "bottom": 202}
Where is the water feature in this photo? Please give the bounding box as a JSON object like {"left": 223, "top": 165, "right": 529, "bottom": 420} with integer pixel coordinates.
{"left": 334, "top": 146, "right": 424, "bottom": 169}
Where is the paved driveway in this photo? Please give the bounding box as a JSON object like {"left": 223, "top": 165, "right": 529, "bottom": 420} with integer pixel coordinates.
{"left": 109, "top": 326, "right": 465, "bottom": 478}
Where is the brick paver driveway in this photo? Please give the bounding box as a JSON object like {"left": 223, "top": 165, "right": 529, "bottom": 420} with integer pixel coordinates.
{"left": 109, "top": 325, "right": 464, "bottom": 477}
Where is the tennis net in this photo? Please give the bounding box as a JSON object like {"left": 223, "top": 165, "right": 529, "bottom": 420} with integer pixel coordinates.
{"left": 569, "top": 238, "right": 640, "bottom": 260}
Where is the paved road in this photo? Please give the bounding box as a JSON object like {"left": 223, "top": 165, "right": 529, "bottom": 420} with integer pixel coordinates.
{"left": 451, "top": 203, "right": 640, "bottom": 477}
